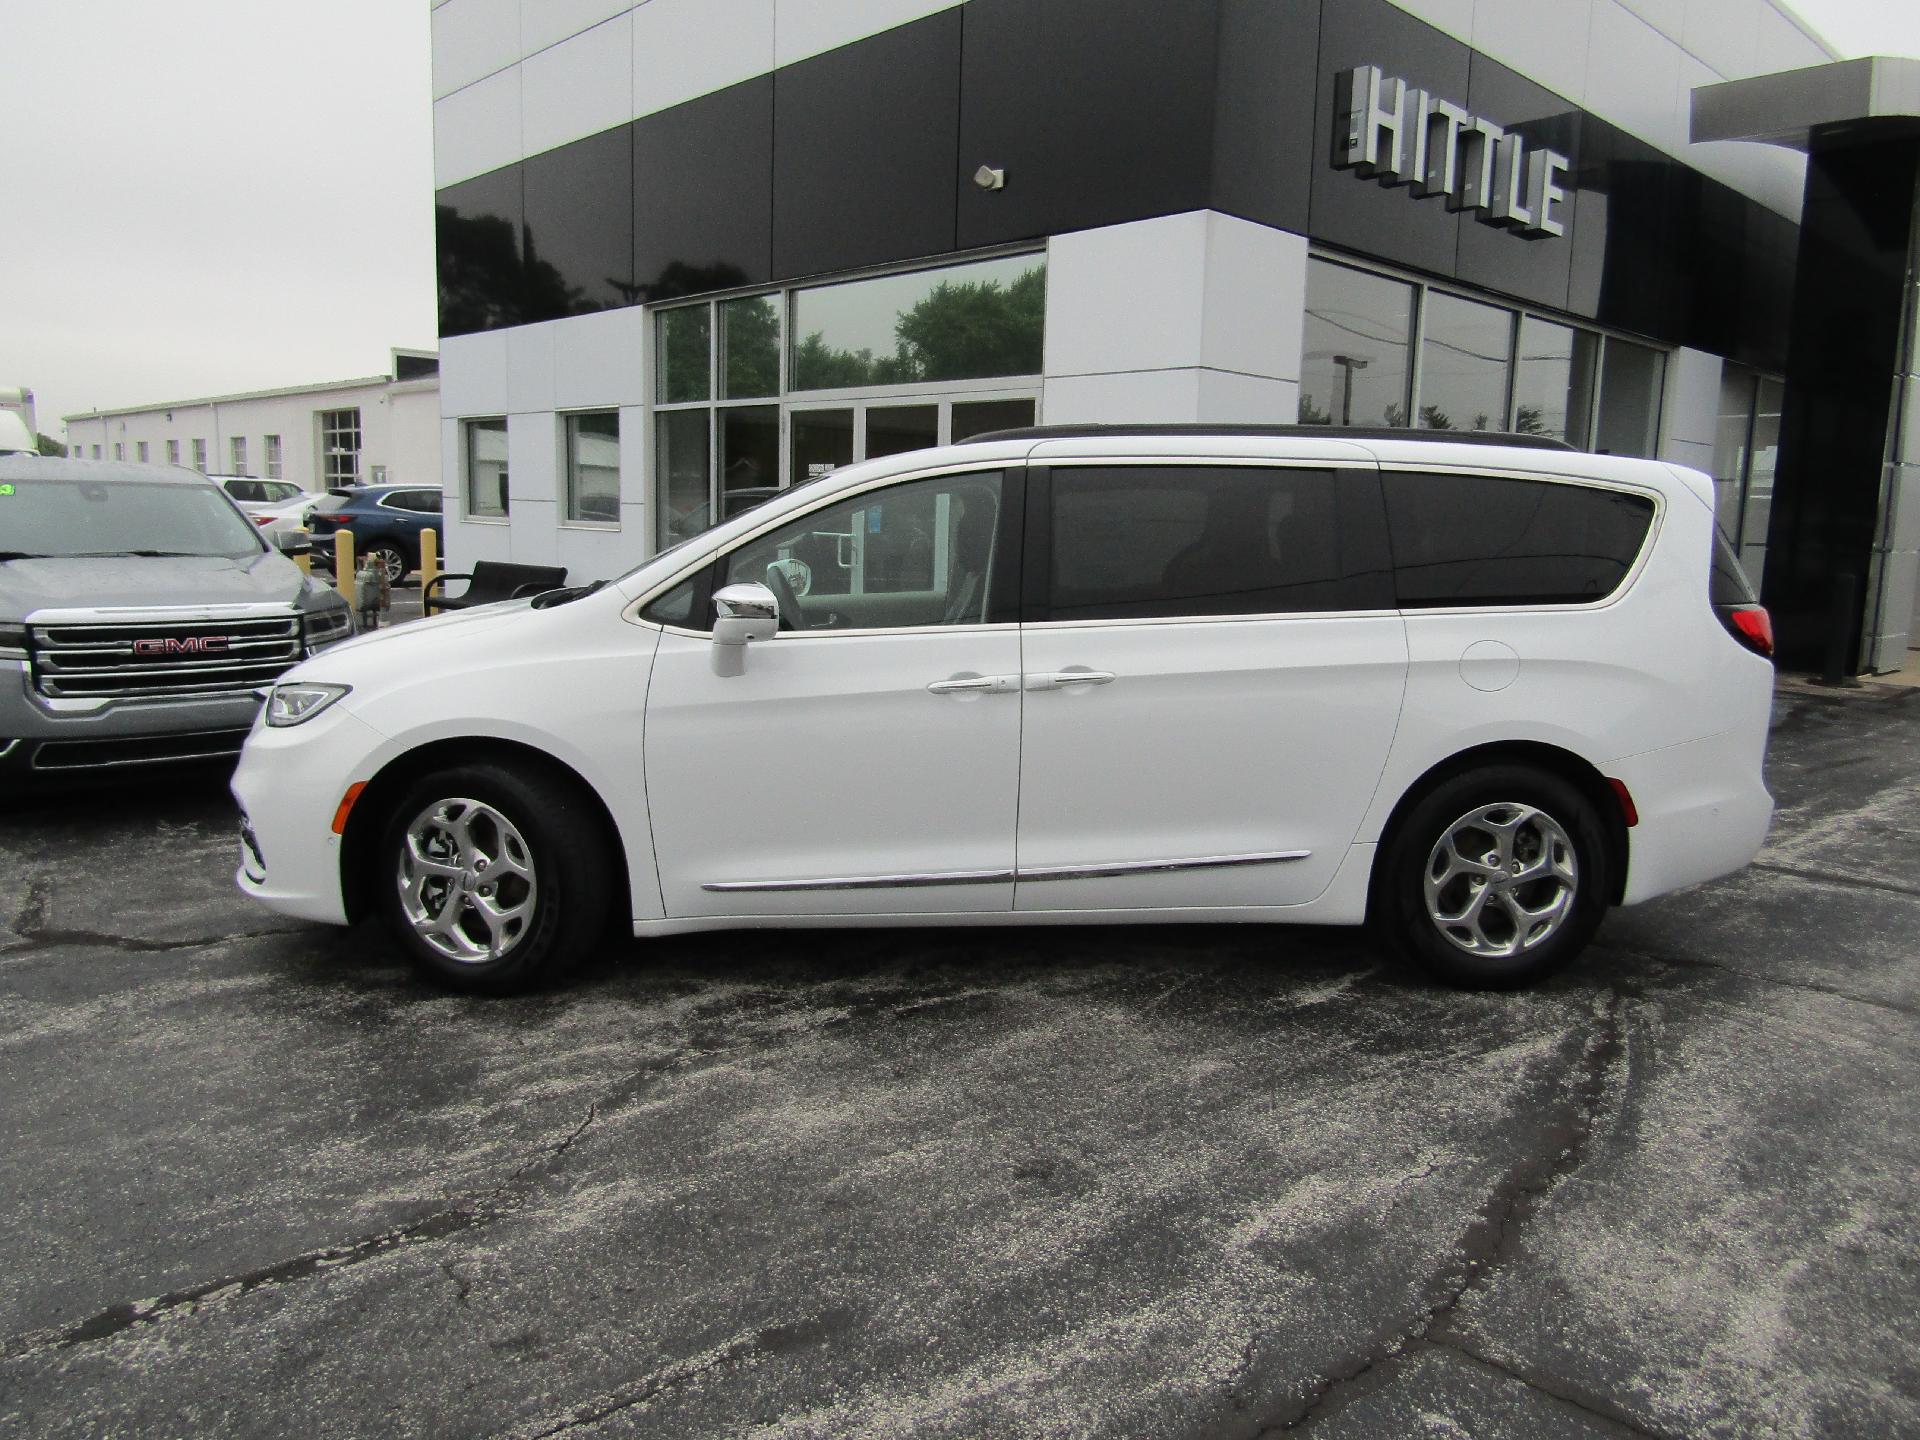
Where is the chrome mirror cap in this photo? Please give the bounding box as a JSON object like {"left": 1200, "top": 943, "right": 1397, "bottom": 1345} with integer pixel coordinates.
{"left": 711, "top": 581, "right": 779, "bottom": 676}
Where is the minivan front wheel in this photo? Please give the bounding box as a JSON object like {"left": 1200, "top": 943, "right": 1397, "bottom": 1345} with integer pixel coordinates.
{"left": 1374, "top": 765, "right": 1609, "bottom": 988}
{"left": 376, "top": 762, "right": 610, "bottom": 993}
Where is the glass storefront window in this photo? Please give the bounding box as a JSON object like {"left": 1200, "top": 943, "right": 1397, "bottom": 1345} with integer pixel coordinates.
{"left": 656, "top": 410, "right": 709, "bottom": 548}
{"left": 657, "top": 306, "right": 711, "bottom": 405}
{"left": 464, "top": 417, "right": 508, "bottom": 519}
{"left": 563, "top": 411, "right": 620, "bottom": 525}
{"left": 790, "top": 253, "right": 1045, "bottom": 391}
{"left": 791, "top": 409, "right": 855, "bottom": 489}
{"left": 1301, "top": 259, "right": 1413, "bottom": 427}
{"left": 721, "top": 295, "right": 780, "bottom": 399}
{"left": 1713, "top": 367, "right": 1756, "bottom": 538}
{"left": 951, "top": 397, "right": 1036, "bottom": 441}
{"left": 1594, "top": 338, "right": 1665, "bottom": 459}
{"left": 720, "top": 405, "right": 779, "bottom": 506}
{"left": 1512, "top": 318, "right": 1597, "bottom": 447}
{"left": 1419, "top": 293, "right": 1513, "bottom": 432}
{"left": 866, "top": 404, "right": 939, "bottom": 459}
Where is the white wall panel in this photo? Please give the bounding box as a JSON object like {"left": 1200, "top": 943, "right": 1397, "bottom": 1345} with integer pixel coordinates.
{"left": 553, "top": 310, "right": 649, "bottom": 411}
{"left": 1043, "top": 213, "right": 1209, "bottom": 379}
{"left": 522, "top": 13, "right": 634, "bottom": 158}
{"left": 1473, "top": 0, "right": 1590, "bottom": 110}
{"left": 1682, "top": 0, "right": 1760, "bottom": 80}
{"left": 772, "top": 0, "right": 964, "bottom": 69}
{"left": 433, "top": 67, "right": 522, "bottom": 187}
{"left": 506, "top": 500, "right": 564, "bottom": 565}
{"left": 1042, "top": 370, "right": 1205, "bottom": 425}
{"left": 1586, "top": 0, "right": 1683, "bottom": 153}
{"left": 1751, "top": 1, "right": 1829, "bottom": 73}
{"left": 506, "top": 325, "right": 558, "bottom": 414}
{"left": 432, "top": 0, "right": 521, "bottom": 98}
{"left": 1199, "top": 215, "right": 1308, "bottom": 384}
{"left": 1616, "top": 0, "right": 1685, "bottom": 40}
{"left": 1195, "top": 372, "right": 1301, "bottom": 425}
{"left": 507, "top": 412, "right": 561, "bottom": 507}
{"left": 1383, "top": 0, "right": 1474, "bottom": 47}
{"left": 634, "top": 0, "right": 775, "bottom": 119}
{"left": 550, "top": 524, "right": 639, "bottom": 582}
{"left": 1661, "top": 347, "right": 1723, "bottom": 452}
{"left": 523, "top": 0, "right": 632, "bottom": 58}
{"left": 440, "top": 331, "right": 511, "bottom": 417}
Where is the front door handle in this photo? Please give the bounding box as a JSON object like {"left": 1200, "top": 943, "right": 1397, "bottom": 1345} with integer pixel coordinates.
{"left": 1026, "top": 669, "right": 1116, "bottom": 691}
{"left": 927, "top": 672, "right": 1022, "bottom": 695}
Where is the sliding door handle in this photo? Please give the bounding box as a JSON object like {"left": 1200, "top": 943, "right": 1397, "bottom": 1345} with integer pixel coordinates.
{"left": 1026, "top": 669, "right": 1116, "bottom": 691}
{"left": 928, "top": 673, "right": 1021, "bottom": 695}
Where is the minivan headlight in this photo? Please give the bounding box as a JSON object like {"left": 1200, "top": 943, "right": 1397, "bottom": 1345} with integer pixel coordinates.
{"left": 264, "top": 682, "right": 351, "bottom": 727}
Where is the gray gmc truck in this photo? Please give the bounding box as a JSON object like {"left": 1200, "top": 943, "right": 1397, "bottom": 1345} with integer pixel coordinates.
{"left": 1, "top": 455, "right": 354, "bottom": 781}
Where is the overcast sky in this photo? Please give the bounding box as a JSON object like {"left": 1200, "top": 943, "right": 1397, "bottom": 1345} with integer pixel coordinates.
{"left": 6, "top": 1, "right": 1919, "bottom": 443}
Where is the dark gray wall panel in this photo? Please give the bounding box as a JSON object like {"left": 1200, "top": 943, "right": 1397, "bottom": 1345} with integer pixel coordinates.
{"left": 773, "top": 9, "right": 962, "bottom": 279}
{"left": 522, "top": 124, "right": 635, "bottom": 320}
{"left": 437, "top": 164, "right": 525, "bottom": 337}
{"left": 1309, "top": 0, "right": 1467, "bottom": 280}
{"left": 1455, "top": 54, "right": 1576, "bottom": 313}
{"left": 955, "top": 0, "right": 1220, "bottom": 250}
{"left": 634, "top": 80, "right": 774, "bottom": 302}
{"left": 1210, "top": 0, "right": 1320, "bottom": 237}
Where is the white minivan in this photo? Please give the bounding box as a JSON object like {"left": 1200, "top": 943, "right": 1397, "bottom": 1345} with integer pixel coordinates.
{"left": 232, "top": 427, "right": 1775, "bottom": 992}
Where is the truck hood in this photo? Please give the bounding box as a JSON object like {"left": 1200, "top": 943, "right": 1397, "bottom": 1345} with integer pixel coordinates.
{"left": 0, "top": 552, "right": 308, "bottom": 617}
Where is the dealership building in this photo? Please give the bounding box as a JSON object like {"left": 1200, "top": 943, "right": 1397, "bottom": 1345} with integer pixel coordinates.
{"left": 429, "top": 0, "right": 1920, "bottom": 672}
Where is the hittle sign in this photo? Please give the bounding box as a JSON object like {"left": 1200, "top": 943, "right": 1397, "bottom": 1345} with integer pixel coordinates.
{"left": 1332, "top": 65, "right": 1570, "bottom": 239}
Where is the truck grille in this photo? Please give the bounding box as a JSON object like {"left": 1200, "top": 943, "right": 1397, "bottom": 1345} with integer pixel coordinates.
{"left": 28, "top": 614, "right": 303, "bottom": 701}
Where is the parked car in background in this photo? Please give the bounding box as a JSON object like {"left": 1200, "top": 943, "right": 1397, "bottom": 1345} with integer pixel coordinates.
{"left": 305, "top": 485, "right": 444, "bottom": 583}
{"left": 0, "top": 455, "right": 352, "bottom": 782}
{"left": 215, "top": 476, "right": 332, "bottom": 544}
{"left": 234, "top": 426, "right": 1776, "bottom": 995}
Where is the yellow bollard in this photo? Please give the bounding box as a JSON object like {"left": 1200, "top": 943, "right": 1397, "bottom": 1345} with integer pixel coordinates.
{"left": 333, "top": 529, "right": 355, "bottom": 603}
{"left": 419, "top": 527, "right": 440, "bottom": 612}
{"left": 291, "top": 527, "right": 311, "bottom": 576}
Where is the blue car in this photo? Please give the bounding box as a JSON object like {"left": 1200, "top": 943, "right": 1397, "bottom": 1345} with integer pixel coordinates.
{"left": 307, "top": 485, "right": 444, "bottom": 584}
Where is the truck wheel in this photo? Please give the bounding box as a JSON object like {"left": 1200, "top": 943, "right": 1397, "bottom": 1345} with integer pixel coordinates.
{"left": 377, "top": 762, "right": 610, "bottom": 994}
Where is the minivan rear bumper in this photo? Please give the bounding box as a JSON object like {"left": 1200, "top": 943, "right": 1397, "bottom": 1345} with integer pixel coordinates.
{"left": 1609, "top": 725, "right": 1774, "bottom": 905}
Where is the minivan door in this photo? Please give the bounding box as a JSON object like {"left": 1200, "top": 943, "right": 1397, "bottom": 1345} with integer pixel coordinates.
{"left": 644, "top": 466, "right": 1024, "bottom": 918}
{"left": 1013, "top": 459, "right": 1406, "bottom": 913}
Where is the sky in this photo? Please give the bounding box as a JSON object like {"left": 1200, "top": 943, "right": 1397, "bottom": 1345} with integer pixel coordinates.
{"left": 5, "top": 1, "right": 1919, "bottom": 444}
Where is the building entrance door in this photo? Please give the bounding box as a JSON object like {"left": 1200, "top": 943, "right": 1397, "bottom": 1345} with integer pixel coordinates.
{"left": 786, "top": 397, "right": 1037, "bottom": 490}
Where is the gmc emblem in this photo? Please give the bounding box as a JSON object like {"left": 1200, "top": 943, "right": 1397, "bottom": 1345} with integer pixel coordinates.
{"left": 133, "top": 636, "right": 231, "bottom": 657}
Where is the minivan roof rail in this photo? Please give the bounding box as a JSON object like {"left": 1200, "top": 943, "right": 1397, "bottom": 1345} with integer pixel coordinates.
{"left": 961, "top": 424, "right": 1577, "bottom": 451}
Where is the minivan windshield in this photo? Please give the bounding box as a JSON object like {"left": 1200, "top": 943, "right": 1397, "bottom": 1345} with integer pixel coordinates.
{"left": 0, "top": 477, "right": 267, "bottom": 561}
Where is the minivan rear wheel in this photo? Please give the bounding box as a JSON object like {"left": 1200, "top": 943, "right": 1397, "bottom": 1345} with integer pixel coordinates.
{"left": 1373, "top": 765, "right": 1609, "bottom": 988}
{"left": 375, "top": 762, "right": 610, "bottom": 994}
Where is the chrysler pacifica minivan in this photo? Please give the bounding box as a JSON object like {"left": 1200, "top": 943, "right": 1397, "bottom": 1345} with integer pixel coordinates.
{"left": 233, "top": 427, "right": 1774, "bottom": 992}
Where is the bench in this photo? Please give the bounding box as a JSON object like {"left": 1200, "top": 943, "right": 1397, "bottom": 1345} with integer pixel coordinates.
{"left": 422, "top": 561, "right": 570, "bottom": 616}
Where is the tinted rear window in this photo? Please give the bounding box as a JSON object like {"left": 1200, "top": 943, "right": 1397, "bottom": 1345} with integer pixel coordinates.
{"left": 1710, "top": 527, "right": 1757, "bottom": 607}
{"left": 1048, "top": 465, "right": 1376, "bottom": 621}
{"left": 1383, "top": 472, "right": 1655, "bottom": 608}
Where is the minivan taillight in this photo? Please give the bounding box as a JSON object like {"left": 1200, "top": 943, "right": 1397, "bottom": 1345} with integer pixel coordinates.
{"left": 1722, "top": 605, "right": 1774, "bottom": 658}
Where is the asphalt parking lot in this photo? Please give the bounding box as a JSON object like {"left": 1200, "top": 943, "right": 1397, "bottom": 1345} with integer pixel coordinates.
{"left": 1, "top": 680, "right": 1916, "bottom": 1439}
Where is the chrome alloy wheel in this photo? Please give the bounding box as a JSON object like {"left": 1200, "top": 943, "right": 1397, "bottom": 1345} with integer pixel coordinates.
{"left": 1422, "top": 802, "right": 1578, "bottom": 958}
{"left": 397, "top": 798, "right": 538, "bottom": 963}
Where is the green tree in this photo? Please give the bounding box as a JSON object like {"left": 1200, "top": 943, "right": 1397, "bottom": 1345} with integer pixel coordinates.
{"left": 36, "top": 433, "right": 66, "bottom": 457}
{"left": 791, "top": 265, "right": 1046, "bottom": 390}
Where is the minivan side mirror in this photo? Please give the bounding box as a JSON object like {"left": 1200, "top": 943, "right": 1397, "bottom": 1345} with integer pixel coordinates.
{"left": 273, "top": 530, "right": 314, "bottom": 556}
{"left": 711, "top": 581, "right": 779, "bottom": 677}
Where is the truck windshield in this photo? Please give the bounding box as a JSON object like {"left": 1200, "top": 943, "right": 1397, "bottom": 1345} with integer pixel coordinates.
{"left": 0, "top": 478, "right": 267, "bottom": 561}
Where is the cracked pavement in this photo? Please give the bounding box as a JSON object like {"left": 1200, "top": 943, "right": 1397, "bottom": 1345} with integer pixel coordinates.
{"left": 1, "top": 684, "right": 1917, "bottom": 1438}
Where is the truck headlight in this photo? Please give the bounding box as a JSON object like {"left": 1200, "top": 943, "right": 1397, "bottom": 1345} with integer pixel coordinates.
{"left": 302, "top": 600, "right": 354, "bottom": 654}
{"left": 264, "top": 682, "right": 351, "bottom": 727}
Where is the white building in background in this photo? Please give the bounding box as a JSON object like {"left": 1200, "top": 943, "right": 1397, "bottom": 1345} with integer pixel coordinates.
{"left": 64, "top": 351, "right": 441, "bottom": 491}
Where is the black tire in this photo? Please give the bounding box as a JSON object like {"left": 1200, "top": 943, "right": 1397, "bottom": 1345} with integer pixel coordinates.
{"left": 375, "top": 762, "right": 611, "bottom": 994}
{"left": 1370, "top": 764, "right": 1610, "bottom": 989}
{"left": 365, "top": 541, "right": 408, "bottom": 585}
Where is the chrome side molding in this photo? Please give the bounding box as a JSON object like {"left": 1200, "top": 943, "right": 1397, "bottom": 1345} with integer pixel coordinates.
{"left": 702, "top": 850, "right": 1311, "bottom": 893}
{"left": 1018, "top": 850, "right": 1311, "bottom": 882}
